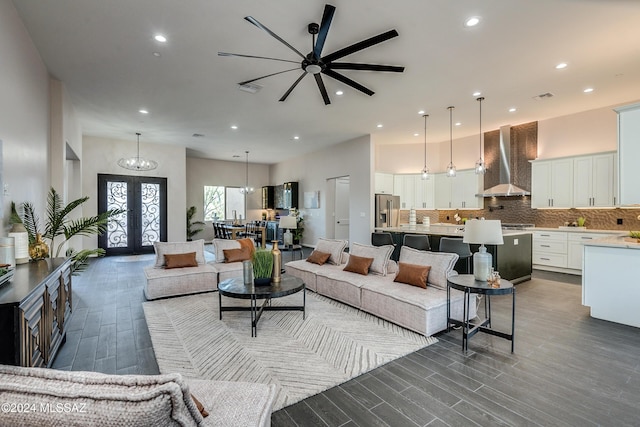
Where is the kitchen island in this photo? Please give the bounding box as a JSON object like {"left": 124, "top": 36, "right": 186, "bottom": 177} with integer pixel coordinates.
{"left": 375, "top": 225, "right": 532, "bottom": 283}
{"left": 582, "top": 235, "right": 640, "bottom": 328}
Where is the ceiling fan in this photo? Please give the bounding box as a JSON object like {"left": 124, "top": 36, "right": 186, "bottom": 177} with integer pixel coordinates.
{"left": 218, "top": 4, "right": 405, "bottom": 105}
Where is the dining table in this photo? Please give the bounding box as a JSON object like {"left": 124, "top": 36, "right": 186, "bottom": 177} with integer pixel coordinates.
{"left": 224, "top": 224, "right": 266, "bottom": 248}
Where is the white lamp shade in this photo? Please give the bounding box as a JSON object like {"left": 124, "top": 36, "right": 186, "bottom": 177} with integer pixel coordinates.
{"left": 279, "top": 216, "right": 297, "bottom": 229}
{"left": 463, "top": 219, "right": 503, "bottom": 245}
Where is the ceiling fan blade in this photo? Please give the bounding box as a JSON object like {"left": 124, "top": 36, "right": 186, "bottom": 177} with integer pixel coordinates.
{"left": 244, "top": 16, "right": 306, "bottom": 60}
{"left": 329, "top": 62, "right": 405, "bottom": 73}
{"left": 322, "top": 29, "right": 399, "bottom": 63}
{"left": 218, "top": 52, "right": 299, "bottom": 64}
{"left": 323, "top": 69, "right": 374, "bottom": 96}
{"left": 238, "top": 68, "right": 300, "bottom": 85}
{"left": 314, "top": 74, "right": 331, "bottom": 105}
{"left": 313, "top": 4, "right": 336, "bottom": 59}
{"left": 279, "top": 72, "right": 307, "bottom": 102}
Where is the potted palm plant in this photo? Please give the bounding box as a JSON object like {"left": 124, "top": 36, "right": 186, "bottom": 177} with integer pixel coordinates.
{"left": 252, "top": 249, "right": 273, "bottom": 286}
{"left": 186, "top": 206, "right": 205, "bottom": 241}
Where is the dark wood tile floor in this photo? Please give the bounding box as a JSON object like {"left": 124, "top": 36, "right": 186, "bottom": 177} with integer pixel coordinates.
{"left": 53, "top": 252, "right": 640, "bottom": 426}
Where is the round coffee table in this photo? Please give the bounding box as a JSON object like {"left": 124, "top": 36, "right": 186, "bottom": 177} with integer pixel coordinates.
{"left": 218, "top": 275, "right": 305, "bottom": 337}
{"left": 447, "top": 274, "right": 515, "bottom": 352}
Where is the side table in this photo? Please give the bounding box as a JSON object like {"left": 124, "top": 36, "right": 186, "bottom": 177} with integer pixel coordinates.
{"left": 447, "top": 274, "right": 515, "bottom": 352}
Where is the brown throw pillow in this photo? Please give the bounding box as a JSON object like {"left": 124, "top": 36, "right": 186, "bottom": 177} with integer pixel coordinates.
{"left": 223, "top": 247, "right": 251, "bottom": 263}
{"left": 164, "top": 252, "right": 198, "bottom": 269}
{"left": 394, "top": 262, "right": 431, "bottom": 288}
{"left": 238, "top": 238, "right": 255, "bottom": 257}
{"left": 306, "top": 250, "right": 331, "bottom": 265}
{"left": 191, "top": 394, "right": 209, "bottom": 418}
{"left": 343, "top": 254, "right": 374, "bottom": 275}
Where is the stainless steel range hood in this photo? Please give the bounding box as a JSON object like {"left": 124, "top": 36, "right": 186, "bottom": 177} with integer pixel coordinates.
{"left": 478, "top": 125, "right": 531, "bottom": 197}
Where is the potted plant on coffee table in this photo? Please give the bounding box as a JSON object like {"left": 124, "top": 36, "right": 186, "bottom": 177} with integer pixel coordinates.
{"left": 252, "top": 249, "right": 273, "bottom": 286}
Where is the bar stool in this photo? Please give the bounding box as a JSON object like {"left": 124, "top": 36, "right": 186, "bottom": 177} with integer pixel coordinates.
{"left": 371, "top": 232, "right": 394, "bottom": 247}
{"left": 439, "top": 237, "right": 472, "bottom": 274}
{"left": 403, "top": 234, "right": 431, "bottom": 251}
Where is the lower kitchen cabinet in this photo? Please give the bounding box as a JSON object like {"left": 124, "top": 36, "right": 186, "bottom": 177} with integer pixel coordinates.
{"left": 0, "top": 258, "right": 72, "bottom": 367}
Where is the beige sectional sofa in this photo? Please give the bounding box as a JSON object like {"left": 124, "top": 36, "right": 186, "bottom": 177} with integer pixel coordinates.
{"left": 285, "top": 240, "right": 476, "bottom": 337}
{"left": 0, "top": 364, "right": 275, "bottom": 427}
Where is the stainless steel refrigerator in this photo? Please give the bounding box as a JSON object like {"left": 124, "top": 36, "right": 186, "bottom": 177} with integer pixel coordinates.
{"left": 375, "top": 194, "right": 400, "bottom": 228}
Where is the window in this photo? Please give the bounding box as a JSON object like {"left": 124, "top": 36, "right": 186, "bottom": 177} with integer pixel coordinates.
{"left": 204, "top": 186, "right": 245, "bottom": 221}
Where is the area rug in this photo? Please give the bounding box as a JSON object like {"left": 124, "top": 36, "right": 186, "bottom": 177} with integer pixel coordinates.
{"left": 143, "top": 290, "right": 436, "bottom": 410}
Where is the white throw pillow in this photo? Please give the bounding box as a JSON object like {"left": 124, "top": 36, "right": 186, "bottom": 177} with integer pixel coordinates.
{"left": 399, "top": 246, "right": 458, "bottom": 289}
{"left": 212, "top": 239, "right": 241, "bottom": 262}
{"left": 315, "top": 238, "right": 348, "bottom": 265}
{"left": 350, "top": 242, "right": 394, "bottom": 276}
{"left": 153, "top": 240, "right": 205, "bottom": 267}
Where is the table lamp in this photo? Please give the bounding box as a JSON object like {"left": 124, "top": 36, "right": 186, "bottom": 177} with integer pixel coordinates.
{"left": 279, "top": 216, "right": 297, "bottom": 246}
{"left": 463, "top": 219, "right": 503, "bottom": 281}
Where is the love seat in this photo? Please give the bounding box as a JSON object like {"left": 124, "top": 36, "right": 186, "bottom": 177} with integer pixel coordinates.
{"left": 0, "top": 364, "right": 276, "bottom": 427}
{"left": 285, "top": 240, "right": 476, "bottom": 337}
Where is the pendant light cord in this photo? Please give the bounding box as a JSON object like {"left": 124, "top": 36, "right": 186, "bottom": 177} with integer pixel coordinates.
{"left": 477, "top": 97, "right": 484, "bottom": 159}
{"left": 245, "top": 151, "right": 249, "bottom": 190}
{"left": 423, "top": 114, "right": 428, "bottom": 168}
{"left": 448, "top": 106, "right": 454, "bottom": 163}
{"left": 136, "top": 132, "right": 141, "bottom": 160}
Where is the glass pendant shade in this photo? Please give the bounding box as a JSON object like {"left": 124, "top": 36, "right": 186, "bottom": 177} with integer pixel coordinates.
{"left": 446, "top": 106, "right": 456, "bottom": 177}
{"left": 118, "top": 133, "right": 158, "bottom": 171}
{"left": 475, "top": 97, "right": 487, "bottom": 175}
{"left": 421, "top": 114, "right": 430, "bottom": 180}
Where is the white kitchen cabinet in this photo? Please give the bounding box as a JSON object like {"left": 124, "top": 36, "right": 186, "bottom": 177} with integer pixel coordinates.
{"left": 567, "top": 231, "right": 619, "bottom": 270}
{"left": 374, "top": 172, "right": 394, "bottom": 194}
{"left": 616, "top": 102, "right": 640, "bottom": 206}
{"left": 414, "top": 175, "right": 435, "bottom": 209}
{"left": 530, "top": 158, "right": 574, "bottom": 208}
{"left": 532, "top": 230, "right": 568, "bottom": 269}
{"left": 393, "top": 174, "right": 416, "bottom": 209}
{"left": 573, "top": 152, "right": 616, "bottom": 207}
{"left": 434, "top": 170, "right": 482, "bottom": 209}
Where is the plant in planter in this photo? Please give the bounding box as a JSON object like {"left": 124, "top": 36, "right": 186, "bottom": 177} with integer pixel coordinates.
{"left": 290, "top": 208, "right": 304, "bottom": 244}
{"left": 252, "top": 249, "right": 273, "bottom": 285}
{"left": 17, "top": 187, "right": 125, "bottom": 273}
{"left": 186, "top": 206, "right": 205, "bottom": 241}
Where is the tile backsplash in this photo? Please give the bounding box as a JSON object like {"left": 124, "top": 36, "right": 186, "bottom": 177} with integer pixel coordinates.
{"left": 400, "top": 196, "right": 640, "bottom": 231}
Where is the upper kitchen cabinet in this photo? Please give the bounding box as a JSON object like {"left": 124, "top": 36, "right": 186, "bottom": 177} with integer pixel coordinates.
{"left": 615, "top": 102, "right": 640, "bottom": 206}
{"left": 261, "top": 186, "right": 275, "bottom": 209}
{"left": 434, "top": 170, "right": 482, "bottom": 209}
{"left": 274, "top": 182, "right": 299, "bottom": 209}
{"left": 394, "top": 174, "right": 416, "bottom": 209}
{"left": 374, "top": 172, "right": 394, "bottom": 194}
{"left": 573, "top": 152, "right": 616, "bottom": 207}
{"left": 414, "top": 175, "right": 435, "bottom": 209}
{"left": 530, "top": 158, "right": 573, "bottom": 208}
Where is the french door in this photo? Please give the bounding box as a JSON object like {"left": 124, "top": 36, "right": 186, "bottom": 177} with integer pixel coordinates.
{"left": 98, "top": 174, "right": 167, "bottom": 255}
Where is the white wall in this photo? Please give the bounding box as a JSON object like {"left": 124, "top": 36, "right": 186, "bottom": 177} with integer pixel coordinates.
{"left": 269, "top": 135, "right": 373, "bottom": 248}
{"left": 185, "top": 157, "right": 270, "bottom": 241}
{"left": 82, "top": 136, "right": 187, "bottom": 248}
{"left": 0, "top": 0, "right": 50, "bottom": 230}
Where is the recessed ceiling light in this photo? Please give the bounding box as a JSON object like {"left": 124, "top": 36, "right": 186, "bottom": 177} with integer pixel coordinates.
{"left": 465, "top": 16, "right": 481, "bottom": 27}
{"left": 509, "top": 107, "right": 517, "bottom": 113}
{"left": 418, "top": 110, "right": 425, "bottom": 115}
{"left": 230, "top": 125, "right": 238, "bottom": 130}
{"left": 455, "top": 122, "right": 461, "bottom": 126}
{"left": 472, "top": 91, "right": 481, "bottom": 97}
{"left": 154, "top": 34, "right": 167, "bottom": 43}
{"left": 583, "top": 87, "right": 594, "bottom": 93}
{"left": 138, "top": 109, "right": 149, "bottom": 114}
{"left": 152, "top": 52, "right": 161, "bottom": 57}
{"left": 335, "top": 90, "right": 344, "bottom": 96}
{"left": 376, "top": 124, "right": 383, "bottom": 128}
{"left": 293, "top": 136, "right": 300, "bottom": 140}
{"left": 555, "top": 62, "right": 567, "bottom": 69}
{"left": 414, "top": 133, "right": 419, "bottom": 137}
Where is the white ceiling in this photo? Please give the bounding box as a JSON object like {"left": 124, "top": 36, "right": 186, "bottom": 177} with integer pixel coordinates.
{"left": 12, "top": 0, "right": 640, "bottom": 164}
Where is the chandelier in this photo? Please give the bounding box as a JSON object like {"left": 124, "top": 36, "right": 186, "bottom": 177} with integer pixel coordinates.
{"left": 118, "top": 132, "right": 158, "bottom": 171}
{"left": 239, "top": 151, "right": 255, "bottom": 195}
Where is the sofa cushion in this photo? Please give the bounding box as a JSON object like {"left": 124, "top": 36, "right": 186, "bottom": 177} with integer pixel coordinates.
{"left": 144, "top": 264, "right": 218, "bottom": 300}
{"left": 315, "top": 238, "right": 348, "bottom": 265}
{"left": 212, "top": 239, "right": 240, "bottom": 262}
{"left": 399, "top": 246, "right": 458, "bottom": 290}
{"left": 210, "top": 261, "right": 245, "bottom": 283}
{"left": 350, "top": 242, "right": 394, "bottom": 276}
{"left": 343, "top": 254, "right": 374, "bottom": 275}
{"left": 154, "top": 240, "right": 205, "bottom": 267}
{"left": 307, "top": 250, "right": 331, "bottom": 265}
{"left": 164, "top": 252, "right": 198, "bottom": 269}
{"left": 0, "top": 365, "right": 202, "bottom": 426}
{"left": 223, "top": 247, "right": 251, "bottom": 263}
{"left": 394, "top": 262, "right": 430, "bottom": 288}
{"left": 238, "top": 238, "right": 256, "bottom": 257}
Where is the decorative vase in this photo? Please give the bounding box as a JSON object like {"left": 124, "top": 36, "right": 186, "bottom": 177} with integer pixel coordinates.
{"left": 271, "top": 240, "right": 281, "bottom": 283}
{"left": 9, "top": 223, "right": 29, "bottom": 265}
{"left": 28, "top": 233, "right": 49, "bottom": 261}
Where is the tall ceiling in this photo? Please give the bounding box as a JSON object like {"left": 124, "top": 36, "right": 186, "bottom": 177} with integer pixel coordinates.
{"left": 12, "top": 0, "right": 640, "bottom": 164}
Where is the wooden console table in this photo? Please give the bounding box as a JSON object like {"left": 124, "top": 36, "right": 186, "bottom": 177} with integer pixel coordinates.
{"left": 0, "top": 258, "right": 72, "bottom": 367}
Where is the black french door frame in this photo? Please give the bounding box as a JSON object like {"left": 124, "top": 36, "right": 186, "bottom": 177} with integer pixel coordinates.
{"left": 97, "top": 174, "right": 167, "bottom": 255}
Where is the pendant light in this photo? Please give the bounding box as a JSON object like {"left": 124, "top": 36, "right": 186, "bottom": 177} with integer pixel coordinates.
{"left": 118, "top": 132, "right": 158, "bottom": 171}
{"left": 239, "top": 151, "right": 255, "bottom": 195}
{"left": 446, "top": 106, "right": 456, "bottom": 177}
{"left": 421, "top": 114, "right": 430, "bottom": 180}
{"left": 475, "top": 97, "right": 486, "bottom": 174}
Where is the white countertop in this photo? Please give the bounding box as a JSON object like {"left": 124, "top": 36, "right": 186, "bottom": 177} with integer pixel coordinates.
{"left": 528, "top": 227, "right": 625, "bottom": 234}
{"left": 375, "top": 225, "right": 531, "bottom": 237}
{"left": 583, "top": 235, "right": 640, "bottom": 249}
